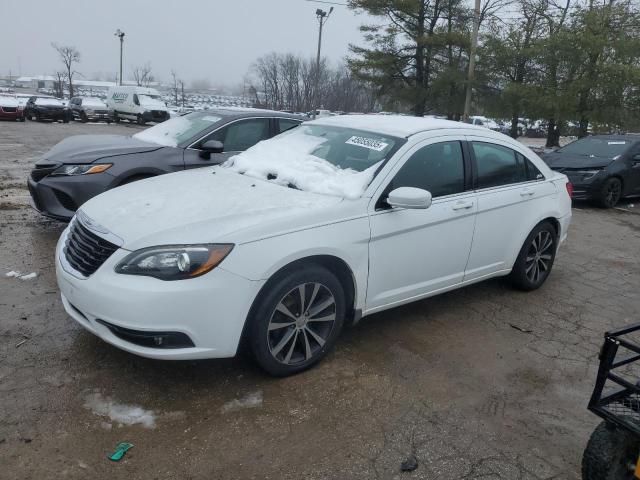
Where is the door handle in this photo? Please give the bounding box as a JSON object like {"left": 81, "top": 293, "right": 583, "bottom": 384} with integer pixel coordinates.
{"left": 520, "top": 189, "right": 535, "bottom": 197}
{"left": 452, "top": 201, "right": 474, "bottom": 211}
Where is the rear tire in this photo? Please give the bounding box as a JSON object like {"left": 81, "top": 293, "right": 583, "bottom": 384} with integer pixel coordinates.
{"left": 113, "top": 113, "right": 120, "bottom": 123}
{"left": 248, "top": 265, "right": 345, "bottom": 376}
{"left": 582, "top": 421, "right": 639, "bottom": 480}
{"left": 509, "top": 221, "right": 557, "bottom": 291}
{"left": 595, "top": 177, "right": 622, "bottom": 208}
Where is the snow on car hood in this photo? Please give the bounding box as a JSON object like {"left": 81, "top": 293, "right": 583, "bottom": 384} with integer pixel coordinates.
{"left": 80, "top": 167, "right": 343, "bottom": 250}
{"left": 224, "top": 135, "right": 381, "bottom": 200}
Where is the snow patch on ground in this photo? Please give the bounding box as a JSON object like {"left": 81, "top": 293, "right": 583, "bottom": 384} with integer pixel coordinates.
{"left": 225, "top": 135, "right": 380, "bottom": 200}
{"left": 221, "top": 391, "right": 263, "bottom": 413}
{"left": 5, "top": 271, "right": 37, "bottom": 280}
{"left": 84, "top": 392, "right": 156, "bottom": 428}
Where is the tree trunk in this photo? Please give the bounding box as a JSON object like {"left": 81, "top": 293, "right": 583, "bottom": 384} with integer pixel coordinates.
{"left": 545, "top": 119, "right": 560, "bottom": 147}
{"left": 510, "top": 114, "right": 519, "bottom": 139}
{"left": 578, "top": 117, "right": 589, "bottom": 138}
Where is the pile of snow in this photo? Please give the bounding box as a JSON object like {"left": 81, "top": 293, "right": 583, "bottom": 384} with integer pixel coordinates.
{"left": 84, "top": 392, "right": 156, "bottom": 428}
{"left": 82, "top": 97, "right": 107, "bottom": 107}
{"left": 225, "top": 134, "right": 381, "bottom": 199}
{"left": 221, "top": 391, "right": 263, "bottom": 413}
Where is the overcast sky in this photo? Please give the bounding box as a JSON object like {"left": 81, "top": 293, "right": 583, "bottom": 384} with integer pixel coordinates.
{"left": 0, "top": 0, "right": 371, "bottom": 87}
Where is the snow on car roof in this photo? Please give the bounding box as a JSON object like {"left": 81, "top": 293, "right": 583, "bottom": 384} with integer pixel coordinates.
{"left": 308, "top": 114, "right": 484, "bottom": 138}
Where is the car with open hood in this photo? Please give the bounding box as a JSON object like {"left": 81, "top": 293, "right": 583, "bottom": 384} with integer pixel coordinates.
{"left": 55, "top": 115, "right": 572, "bottom": 376}
{"left": 27, "top": 109, "right": 303, "bottom": 221}
{"left": 542, "top": 134, "right": 640, "bottom": 207}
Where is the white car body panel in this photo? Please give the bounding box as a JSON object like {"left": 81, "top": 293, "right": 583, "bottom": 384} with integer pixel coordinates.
{"left": 55, "top": 116, "right": 572, "bottom": 360}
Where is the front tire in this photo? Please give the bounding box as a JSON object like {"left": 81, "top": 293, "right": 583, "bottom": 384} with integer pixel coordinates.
{"left": 248, "top": 265, "right": 345, "bottom": 376}
{"left": 582, "top": 421, "right": 639, "bottom": 480}
{"left": 136, "top": 114, "right": 145, "bottom": 125}
{"left": 509, "top": 221, "right": 557, "bottom": 291}
{"left": 595, "top": 177, "right": 622, "bottom": 208}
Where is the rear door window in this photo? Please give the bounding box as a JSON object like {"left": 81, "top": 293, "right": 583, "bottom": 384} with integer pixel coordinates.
{"left": 472, "top": 142, "right": 528, "bottom": 189}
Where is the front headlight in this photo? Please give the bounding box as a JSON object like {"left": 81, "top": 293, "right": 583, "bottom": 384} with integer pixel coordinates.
{"left": 115, "top": 244, "right": 234, "bottom": 280}
{"left": 51, "top": 164, "right": 112, "bottom": 176}
{"left": 574, "top": 169, "right": 601, "bottom": 180}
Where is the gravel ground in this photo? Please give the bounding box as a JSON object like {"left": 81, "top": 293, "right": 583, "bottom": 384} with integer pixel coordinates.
{"left": 1, "top": 120, "right": 640, "bottom": 479}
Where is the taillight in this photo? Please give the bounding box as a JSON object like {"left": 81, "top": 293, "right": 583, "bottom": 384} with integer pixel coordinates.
{"left": 566, "top": 182, "right": 573, "bottom": 198}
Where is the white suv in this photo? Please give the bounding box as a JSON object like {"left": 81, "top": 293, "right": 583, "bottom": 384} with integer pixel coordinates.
{"left": 55, "top": 115, "right": 572, "bottom": 376}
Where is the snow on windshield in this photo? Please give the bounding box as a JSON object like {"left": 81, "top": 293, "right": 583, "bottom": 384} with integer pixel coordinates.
{"left": 35, "top": 98, "right": 63, "bottom": 106}
{"left": 224, "top": 131, "right": 385, "bottom": 199}
{"left": 133, "top": 114, "right": 222, "bottom": 147}
{"left": 83, "top": 97, "right": 106, "bottom": 107}
{"left": 138, "top": 94, "right": 166, "bottom": 109}
{"left": 0, "top": 97, "right": 19, "bottom": 107}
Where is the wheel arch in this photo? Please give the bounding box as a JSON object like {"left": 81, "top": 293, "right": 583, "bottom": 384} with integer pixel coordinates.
{"left": 240, "top": 254, "right": 359, "bottom": 347}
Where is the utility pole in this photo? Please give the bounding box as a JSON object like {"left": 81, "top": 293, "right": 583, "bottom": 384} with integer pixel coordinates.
{"left": 114, "top": 29, "right": 125, "bottom": 86}
{"left": 313, "top": 7, "right": 333, "bottom": 119}
{"left": 463, "top": 0, "right": 481, "bottom": 122}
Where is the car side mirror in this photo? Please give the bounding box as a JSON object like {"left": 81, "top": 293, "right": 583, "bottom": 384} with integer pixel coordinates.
{"left": 199, "top": 140, "right": 224, "bottom": 159}
{"left": 387, "top": 187, "right": 432, "bottom": 209}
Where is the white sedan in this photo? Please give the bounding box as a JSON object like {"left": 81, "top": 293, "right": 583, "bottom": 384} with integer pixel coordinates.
{"left": 55, "top": 115, "right": 572, "bottom": 376}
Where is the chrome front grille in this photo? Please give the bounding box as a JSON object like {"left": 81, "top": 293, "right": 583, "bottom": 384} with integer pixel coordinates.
{"left": 64, "top": 220, "right": 119, "bottom": 277}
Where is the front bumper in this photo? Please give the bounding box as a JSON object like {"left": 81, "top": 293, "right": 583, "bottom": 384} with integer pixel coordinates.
{"left": 55, "top": 227, "right": 262, "bottom": 360}
{"left": 28, "top": 171, "right": 113, "bottom": 221}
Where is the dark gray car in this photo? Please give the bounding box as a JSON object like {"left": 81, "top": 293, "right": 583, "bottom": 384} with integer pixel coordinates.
{"left": 28, "top": 109, "right": 303, "bottom": 221}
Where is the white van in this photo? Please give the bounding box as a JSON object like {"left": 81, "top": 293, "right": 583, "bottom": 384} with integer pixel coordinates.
{"left": 106, "top": 86, "right": 169, "bottom": 125}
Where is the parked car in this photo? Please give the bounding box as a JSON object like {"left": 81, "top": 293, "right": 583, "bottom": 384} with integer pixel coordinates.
{"left": 54, "top": 115, "right": 572, "bottom": 376}
{"left": 105, "top": 86, "right": 170, "bottom": 124}
{"left": 0, "top": 96, "right": 25, "bottom": 122}
{"left": 28, "top": 109, "right": 304, "bottom": 221}
{"left": 542, "top": 134, "right": 640, "bottom": 207}
{"left": 69, "top": 97, "right": 113, "bottom": 123}
{"left": 468, "top": 115, "right": 501, "bottom": 131}
{"left": 25, "top": 96, "right": 71, "bottom": 122}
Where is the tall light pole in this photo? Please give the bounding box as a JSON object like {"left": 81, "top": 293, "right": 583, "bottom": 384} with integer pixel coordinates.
{"left": 114, "top": 29, "right": 125, "bottom": 86}
{"left": 313, "top": 7, "right": 333, "bottom": 119}
{"left": 462, "top": 0, "right": 480, "bottom": 122}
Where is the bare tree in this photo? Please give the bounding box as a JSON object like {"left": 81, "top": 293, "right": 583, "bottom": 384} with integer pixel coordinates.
{"left": 52, "top": 43, "right": 80, "bottom": 98}
{"left": 53, "top": 71, "right": 66, "bottom": 98}
{"left": 132, "top": 63, "right": 154, "bottom": 87}
{"left": 170, "top": 70, "right": 179, "bottom": 105}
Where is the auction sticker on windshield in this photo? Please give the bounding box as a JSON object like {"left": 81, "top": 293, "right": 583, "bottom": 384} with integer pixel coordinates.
{"left": 345, "top": 136, "right": 389, "bottom": 151}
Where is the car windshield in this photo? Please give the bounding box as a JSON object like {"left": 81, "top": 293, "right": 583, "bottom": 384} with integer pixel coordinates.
{"left": 82, "top": 97, "right": 106, "bottom": 107}
{"left": 559, "top": 137, "right": 632, "bottom": 158}
{"left": 133, "top": 112, "right": 223, "bottom": 147}
{"left": 35, "top": 98, "right": 63, "bottom": 106}
{"left": 224, "top": 124, "right": 401, "bottom": 199}
{"left": 138, "top": 94, "right": 165, "bottom": 108}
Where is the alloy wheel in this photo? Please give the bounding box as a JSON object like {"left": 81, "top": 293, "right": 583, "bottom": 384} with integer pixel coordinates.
{"left": 525, "top": 230, "right": 554, "bottom": 283}
{"left": 267, "top": 282, "right": 336, "bottom": 365}
{"left": 605, "top": 180, "right": 622, "bottom": 207}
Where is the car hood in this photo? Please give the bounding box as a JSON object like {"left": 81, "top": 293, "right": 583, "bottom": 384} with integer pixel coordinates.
{"left": 542, "top": 151, "right": 614, "bottom": 169}
{"left": 80, "top": 166, "right": 345, "bottom": 250}
{"left": 38, "top": 135, "right": 163, "bottom": 165}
